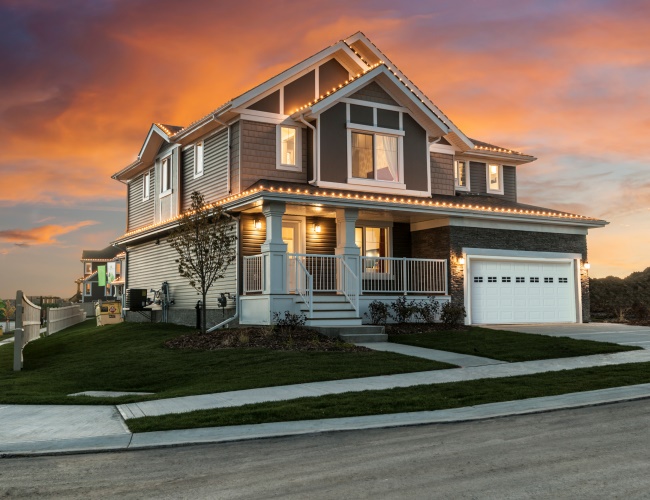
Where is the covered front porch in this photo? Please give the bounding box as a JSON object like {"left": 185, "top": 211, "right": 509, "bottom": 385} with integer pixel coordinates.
{"left": 238, "top": 200, "right": 449, "bottom": 326}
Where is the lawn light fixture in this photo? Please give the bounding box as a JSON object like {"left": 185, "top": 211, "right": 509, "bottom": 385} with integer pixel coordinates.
{"left": 253, "top": 218, "right": 262, "bottom": 230}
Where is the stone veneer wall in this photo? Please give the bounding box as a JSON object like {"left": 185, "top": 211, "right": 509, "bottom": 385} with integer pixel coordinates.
{"left": 410, "top": 225, "right": 590, "bottom": 322}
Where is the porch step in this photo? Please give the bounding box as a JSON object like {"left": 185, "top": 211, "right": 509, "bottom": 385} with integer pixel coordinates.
{"left": 307, "top": 309, "right": 359, "bottom": 319}
{"left": 312, "top": 325, "right": 385, "bottom": 339}
{"left": 339, "top": 333, "right": 388, "bottom": 343}
{"left": 299, "top": 301, "right": 356, "bottom": 312}
{"left": 305, "top": 317, "right": 363, "bottom": 327}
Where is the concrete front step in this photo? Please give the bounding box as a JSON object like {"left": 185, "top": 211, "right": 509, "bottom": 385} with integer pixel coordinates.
{"left": 312, "top": 325, "right": 386, "bottom": 340}
{"left": 299, "top": 302, "right": 356, "bottom": 312}
{"left": 308, "top": 310, "right": 359, "bottom": 319}
{"left": 339, "top": 333, "right": 388, "bottom": 343}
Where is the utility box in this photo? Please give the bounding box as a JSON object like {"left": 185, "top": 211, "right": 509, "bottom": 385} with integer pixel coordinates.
{"left": 96, "top": 301, "right": 123, "bottom": 326}
{"left": 126, "top": 289, "right": 148, "bottom": 311}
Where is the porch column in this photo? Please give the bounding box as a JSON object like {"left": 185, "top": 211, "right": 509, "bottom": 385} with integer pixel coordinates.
{"left": 335, "top": 208, "right": 360, "bottom": 283}
{"left": 260, "top": 200, "right": 287, "bottom": 295}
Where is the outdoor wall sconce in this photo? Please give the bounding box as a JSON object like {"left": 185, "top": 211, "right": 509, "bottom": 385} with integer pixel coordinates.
{"left": 458, "top": 257, "right": 466, "bottom": 265}
{"left": 584, "top": 262, "right": 591, "bottom": 269}
{"left": 253, "top": 218, "right": 262, "bottom": 230}
{"left": 313, "top": 222, "right": 322, "bottom": 233}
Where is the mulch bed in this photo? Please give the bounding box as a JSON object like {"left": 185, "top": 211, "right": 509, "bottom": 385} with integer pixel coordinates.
{"left": 165, "top": 327, "right": 372, "bottom": 352}
{"left": 385, "top": 323, "right": 469, "bottom": 335}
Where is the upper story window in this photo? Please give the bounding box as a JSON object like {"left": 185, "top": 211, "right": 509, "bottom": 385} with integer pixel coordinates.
{"left": 161, "top": 156, "right": 172, "bottom": 195}
{"left": 142, "top": 171, "right": 150, "bottom": 201}
{"left": 454, "top": 160, "right": 469, "bottom": 191}
{"left": 85, "top": 283, "right": 91, "bottom": 295}
{"left": 115, "top": 262, "right": 121, "bottom": 275}
{"left": 487, "top": 163, "right": 504, "bottom": 194}
{"left": 277, "top": 125, "right": 301, "bottom": 171}
{"left": 351, "top": 132, "right": 399, "bottom": 183}
{"left": 194, "top": 141, "right": 204, "bottom": 178}
{"left": 84, "top": 262, "right": 92, "bottom": 274}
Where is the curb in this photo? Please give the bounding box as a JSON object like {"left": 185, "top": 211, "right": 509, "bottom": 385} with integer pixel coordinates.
{"left": 4, "top": 383, "right": 650, "bottom": 458}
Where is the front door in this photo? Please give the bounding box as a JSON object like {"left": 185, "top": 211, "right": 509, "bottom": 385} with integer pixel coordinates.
{"left": 283, "top": 220, "right": 302, "bottom": 292}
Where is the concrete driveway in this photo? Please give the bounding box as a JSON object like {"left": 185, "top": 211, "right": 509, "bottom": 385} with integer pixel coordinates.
{"left": 486, "top": 323, "right": 650, "bottom": 348}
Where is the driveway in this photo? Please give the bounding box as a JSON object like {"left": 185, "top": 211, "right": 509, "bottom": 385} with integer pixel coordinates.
{"left": 486, "top": 323, "right": 650, "bottom": 348}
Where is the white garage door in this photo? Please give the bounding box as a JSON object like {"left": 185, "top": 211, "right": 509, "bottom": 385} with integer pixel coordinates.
{"left": 469, "top": 259, "right": 577, "bottom": 324}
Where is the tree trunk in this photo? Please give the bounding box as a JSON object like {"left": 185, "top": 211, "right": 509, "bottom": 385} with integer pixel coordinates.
{"left": 201, "top": 292, "right": 207, "bottom": 334}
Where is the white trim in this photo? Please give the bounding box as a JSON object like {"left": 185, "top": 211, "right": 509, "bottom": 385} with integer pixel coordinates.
{"left": 193, "top": 141, "right": 204, "bottom": 179}
{"left": 314, "top": 65, "right": 319, "bottom": 101}
{"left": 142, "top": 170, "right": 150, "bottom": 201}
{"left": 160, "top": 155, "right": 172, "bottom": 193}
{"left": 237, "top": 111, "right": 301, "bottom": 126}
{"left": 486, "top": 163, "right": 504, "bottom": 195}
{"left": 454, "top": 159, "right": 470, "bottom": 192}
{"left": 429, "top": 143, "right": 455, "bottom": 154}
{"left": 84, "top": 262, "right": 92, "bottom": 274}
{"left": 276, "top": 124, "right": 302, "bottom": 172}
{"left": 346, "top": 122, "right": 404, "bottom": 136}
{"left": 348, "top": 178, "right": 407, "bottom": 190}
{"left": 426, "top": 138, "right": 432, "bottom": 195}
{"left": 410, "top": 217, "right": 589, "bottom": 235}
{"left": 315, "top": 180, "right": 430, "bottom": 198}
{"left": 341, "top": 97, "right": 408, "bottom": 113}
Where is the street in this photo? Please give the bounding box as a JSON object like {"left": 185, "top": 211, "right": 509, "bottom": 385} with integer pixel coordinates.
{"left": 2, "top": 399, "right": 650, "bottom": 499}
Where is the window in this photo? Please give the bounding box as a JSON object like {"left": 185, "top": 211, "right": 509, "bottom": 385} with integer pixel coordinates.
{"left": 454, "top": 160, "right": 469, "bottom": 190}
{"left": 142, "top": 171, "right": 150, "bottom": 201}
{"left": 277, "top": 126, "right": 301, "bottom": 171}
{"left": 487, "top": 163, "right": 503, "bottom": 194}
{"left": 530, "top": 277, "right": 540, "bottom": 283}
{"left": 544, "top": 277, "right": 554, "bottom": 283}
{"left": 84, "top": 262, "right": 92, "bottom": 274}
{"left": 161, "top": 157, "right": 172, "bottom": 194}
{"left": 516, "top": 277, "right": 525, "bottom": 283}
{"left": 85, "top": 283, "right": 91, "bottom": 296}
{"left": 351, "top": 132, "right": 399, "bottom": 183}
{"left": 194, "top": 142, "right": 204, "bottom": 178}
{"left": 559, "top": 277, "right": 568, "bottom": 283}
{"left": 115, "top": 262, "right": 121, "bottom": 275}
{"left": 502, "top": 277, "right": 511, "bottom": 283}
{"left": 355, "top": 226, "right": 390, "bottom": 272}
{"left": 474, "top": 277, "right": 483, "bottom": 283}
{"left": 488, "top": 277, "right": 497, "bottom": 283}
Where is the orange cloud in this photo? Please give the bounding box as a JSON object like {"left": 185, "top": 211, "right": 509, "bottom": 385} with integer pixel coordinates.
{"left": 0, "top": 221, "right": 98, "bottom": 246}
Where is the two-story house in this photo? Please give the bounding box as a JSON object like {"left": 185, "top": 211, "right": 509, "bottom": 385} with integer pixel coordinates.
{"left": 112, "top": 32, "right": 606, "bottom": 327}
{"left": 78, "top": 246, "right": 125, "bottom": 303}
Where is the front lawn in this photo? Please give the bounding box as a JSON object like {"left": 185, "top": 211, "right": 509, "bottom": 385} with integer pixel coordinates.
{"left": 387, "top": 326, "right": 639, "bottom": 362}
{"left": 0, "top": 320, "right": 451, "bottom": 405}
{"left": 128, "top": 361, "right": 650, "bottom": 433}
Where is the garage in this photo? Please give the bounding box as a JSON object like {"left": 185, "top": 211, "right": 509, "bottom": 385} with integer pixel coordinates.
{"left": 468, "top": 257, "right": 578, "bottom": 324}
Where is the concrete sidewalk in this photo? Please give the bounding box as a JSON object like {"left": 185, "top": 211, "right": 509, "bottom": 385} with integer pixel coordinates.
{"left": 4, "top": 383, "right": 650, "bottom": 456}
{"left": 117, "top": 349, "right": 650, "bottom": 419}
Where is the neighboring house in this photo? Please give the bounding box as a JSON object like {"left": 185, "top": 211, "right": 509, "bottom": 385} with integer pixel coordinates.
{"left": 79, "top": 246, "right": 125, "bottom": 303}
{"left": 111, "top": 32, "right": 606, "bottom": 327}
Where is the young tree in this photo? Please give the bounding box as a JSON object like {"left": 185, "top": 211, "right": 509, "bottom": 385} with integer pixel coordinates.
{"left": 0, "top": 299, "right": 16, "bottom": 333}
{"left": 169, "top": 191, "right": 237, "bottom": 333}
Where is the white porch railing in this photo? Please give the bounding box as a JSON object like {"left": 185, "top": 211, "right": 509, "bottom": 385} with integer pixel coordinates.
{"left": 243, "top": 254, "right": 263, "bottom": 294}
{"left": 360, "top": 257, "right": 448, "bottom": 294}
{"left": 340, "top": 258, "right": 360, "bottom": 314}
{"left": 293, "top": 257, "right": 313, "bottom": 317}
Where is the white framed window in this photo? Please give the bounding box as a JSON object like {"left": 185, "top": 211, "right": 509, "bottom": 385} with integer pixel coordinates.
{"left": 486, "top": 163, "right": 504, "bottom": 194}
{"left": 142, "top": 171, "right": 150, "bottom": 201}
{"left": 84, "top": 262, "right": 92, "bottom": 274}
{"left": 355, "top": 223, "right": 393, "bottom": 274}
{"left": 84, "top": 283, "right": 91, "bottom": 296}
{"left": 194, "top": 141, "right": 204, "bottom": 178}
{"left": 454, "top": 159, "right": 469, "bottom": 191}
{"left": 276, "top": 125, "right": 302, "bottom": 171}
{"left": 348, "top": 129, "right": 404, "bottom": 187}
{"left": 160, "top": 156, "right": 172, "bottom": 195}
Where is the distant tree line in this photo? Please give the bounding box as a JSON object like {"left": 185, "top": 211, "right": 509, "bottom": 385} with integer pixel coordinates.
{"left": 590, "top": 268, "right": 650, "bottom": 322}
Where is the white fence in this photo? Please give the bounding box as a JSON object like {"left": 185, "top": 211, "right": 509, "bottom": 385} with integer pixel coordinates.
{"left": 13, "top": 290, "right": 42, "bottom": 371}
{"left": 47, "top": 305, "right": 86, "bottom": 336}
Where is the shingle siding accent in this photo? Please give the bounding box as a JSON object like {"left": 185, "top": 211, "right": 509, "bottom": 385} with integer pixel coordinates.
{"left": 349, "top": 82, "right": 398, "bottom": 106}
{"left": 239, "top": 120, "right": 307, "bottom": 191}
{"left": 181, "top": 129, "right": 229, "bottom": 210}
{"left": 430, "top": 152, "right": 455, "bottom": 196}
{"left": 127, "top": 171, "right": 154, "bottom": 232}
{"left": 410, "top": 225, "right": 590, "bottom": 321}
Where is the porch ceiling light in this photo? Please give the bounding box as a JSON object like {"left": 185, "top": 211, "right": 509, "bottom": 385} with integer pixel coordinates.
{"left": 313, "top": 223, "right": 322, "bottom": 233}
{"left": 458, "top": 257, "right": 466, "bottom": 265}
{"left": 253, "top": 218, "right": 262, "bottom": 230}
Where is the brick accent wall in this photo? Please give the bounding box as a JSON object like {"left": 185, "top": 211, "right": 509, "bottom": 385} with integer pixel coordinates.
{"left": 411, "top": 225, "right": 590, "bottom": 322}
{"left": 239, "top": 120, "right": 308, "bottom": 191}
{"left": 430, "top": 152, "right": 455, "bottom": 195}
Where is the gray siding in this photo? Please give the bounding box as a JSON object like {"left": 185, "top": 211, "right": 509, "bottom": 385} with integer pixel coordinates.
{"left": 127, "top": 171, "right": 154, "bottom": 232}
{"left": 349, "top": 82, "right": 398, "bottom": 106}
{"left": 231, "top": 121, "right": 240, "bottom": 194}
{"left": 469, "top": 161, "right": 517, "bottom": 201}
{"left": 239, "top": 120, "right": 307, "bottom": 191}
{"left": 430, "top": 152, "right": 455, "bottom": 196}
{"left": 402, "top": 113, "right": 428, "bottom": 192}
{"left": 470, "top": 162, "right": 487, "bottom": 193}
{"left": 319, "top": 103, "right": 348, "bottom": 183}
{"left": 127, "top": 229, "right": 237, "bottom": 309}
{"left": 503, "top": 166, "right": 517, "bottom": 202}
{"left": 182, "top": 129, "right": 229, "bottom": 209}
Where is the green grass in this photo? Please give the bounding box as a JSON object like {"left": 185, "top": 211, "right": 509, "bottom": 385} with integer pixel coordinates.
{"left": 0, "top": 332, "right": 14, "bottom": 341}
{"left": 127, "top": 361, "right": 650, "bottom": 433}
{"left": 388, "top": 327, "right": 639, "bottom": 362}
{"left": 0, "top": 320, "right": 450, "bottom": 405}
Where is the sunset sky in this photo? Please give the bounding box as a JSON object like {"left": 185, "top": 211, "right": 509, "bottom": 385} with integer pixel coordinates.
{"left": 1, "top": 0, "right": 649, "bottom": 299}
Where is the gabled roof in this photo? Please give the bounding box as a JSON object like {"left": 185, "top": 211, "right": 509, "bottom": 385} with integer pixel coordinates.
{"left": 83, "top": 271, "right": 98, "bottom": 282}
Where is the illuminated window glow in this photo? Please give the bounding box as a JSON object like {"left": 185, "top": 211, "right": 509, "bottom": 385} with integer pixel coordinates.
{"left": 454, "top": 160, "right": 468, "bottom": 190}
{"left": 281, "top": 127, "right": 296, "bottom": 166}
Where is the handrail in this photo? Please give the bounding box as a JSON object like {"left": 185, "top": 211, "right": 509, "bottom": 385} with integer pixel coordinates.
{"left": 293, "top": 257, "right": 313, "bottom": 317}
{"left": 339, "top": 258, "right": 359, "bottom": 314}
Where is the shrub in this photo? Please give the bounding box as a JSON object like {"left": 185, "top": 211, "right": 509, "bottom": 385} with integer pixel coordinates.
{"left": 413, "top": 296, "right": 441, "bottom": 323}
{"left": 440, "top": 302, "right": 466, "bottom": 329}
{"left": 630, "top": 301, "right": 649, "bottom": 323}
{"left": 272, "top": 311, "right": 306, "bottom": 332}
{"left": 364, "top": 300, "right": 389, "bottom": 325}
{"left": 390, "top": 296, "right": 418, "bottom": 324}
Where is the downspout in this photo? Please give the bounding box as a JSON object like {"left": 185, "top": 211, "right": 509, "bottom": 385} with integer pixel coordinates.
{"left": 207, "top": 213, "right": 240, "bottom": 331}
{"left": 297, "top": 113, "right": 318, "bottom": 184}
{"left": 212, "top": 114, "right": 232, "bottom": 193}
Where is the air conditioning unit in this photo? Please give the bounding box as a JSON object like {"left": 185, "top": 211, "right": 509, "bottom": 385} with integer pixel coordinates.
{"left": 125, "top": 289, "right": 148, "bottom": 311}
